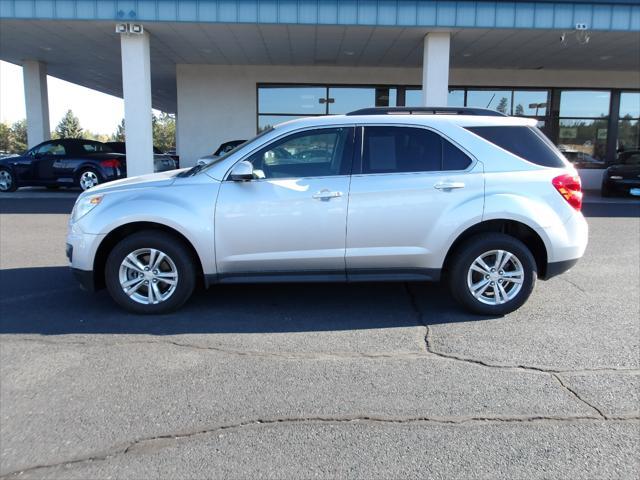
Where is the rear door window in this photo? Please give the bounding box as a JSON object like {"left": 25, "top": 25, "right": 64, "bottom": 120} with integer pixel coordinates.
{"left": 466, "top": 126, "right": 566, "bottom": 168}
{"left": 361, "top": 126, "right": 472, "bottom": 174}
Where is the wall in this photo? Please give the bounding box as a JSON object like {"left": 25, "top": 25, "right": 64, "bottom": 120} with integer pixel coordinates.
{"left": 176, "top": 64, "right": 640, "bottom": 167}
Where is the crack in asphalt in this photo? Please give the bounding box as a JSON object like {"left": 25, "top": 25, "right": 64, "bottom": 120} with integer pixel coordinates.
{"left": 3, "top": 414, "right": 639, "bottom": 478}
{"left": 552, "top": 373, "right": 609, "bottom": 419}
{"left": 4, "top": 337, "right": 640, "bottom": 376}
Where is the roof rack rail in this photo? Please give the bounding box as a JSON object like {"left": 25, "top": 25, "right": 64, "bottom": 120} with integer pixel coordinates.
{"left": 345, "top": 107, "right": 506, "bottom": 117}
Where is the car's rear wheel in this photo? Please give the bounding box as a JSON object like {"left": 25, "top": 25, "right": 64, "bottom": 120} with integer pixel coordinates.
{"left": 77, "top": 168, "right": 101, "bottom": 191}
{"left": 0, "top": 168, "right": 18, "bottom": 192}
{"left": 105, "top": 231, "right": 197, "bottom": 314}
{"left": 448, "top": 233, "right": 537, "bottom": 315}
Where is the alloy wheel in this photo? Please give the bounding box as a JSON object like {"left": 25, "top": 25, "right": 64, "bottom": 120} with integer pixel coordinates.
{"left": 466, "top": 249, "right": 524, "bottom": 305}
{"left": 79, "top": 171, "right": 99, "bottom": 190}
{"left": 118, "top": 248, "right": 179, "bottom": 305}
{"left": 0, "top": 170, "right": 12, "bottom": 191}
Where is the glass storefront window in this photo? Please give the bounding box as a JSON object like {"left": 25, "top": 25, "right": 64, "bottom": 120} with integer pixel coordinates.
{"left": 559, "top": 91, "right": 611, "bottom": 118}
{"left": 258, "top": 86, "right": 326, "bottom": 115}
{"left": 513, "top": 91, "right": 548, "bottom": 116}
{"left": 558, "top": 119, "right": 608, "bottom": 168}
{"left": 328, "top": 87, "right": 376, "bottom": 114}
{"left": 258, "top": 115, "right": 308, "bottom": 132}
{"left": 403, "top": 89, "right": 464, "bottom": 107}
{"left": 467, "top": 90, "right": 511, "bottom": 114}
{"left": 618, "top": 92, "right": 640, "bottom": 153}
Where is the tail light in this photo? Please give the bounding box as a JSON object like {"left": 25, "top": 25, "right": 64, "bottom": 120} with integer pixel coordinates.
{"left": 552, "top": 173, "right": 582, "bottom": 211}
{"left": 100, "top": 159, "right": 122, "bottom": 169}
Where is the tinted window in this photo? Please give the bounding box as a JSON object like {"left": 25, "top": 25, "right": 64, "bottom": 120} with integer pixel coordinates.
{"left": 363, "top": 127, "right": 441, "bottom": 173}
{"left": 443, "top": 140, "right": 472, "bottom": 170}
{"left": 246, "top": 127, "right": 352, "bottom": 179}
{"left": 466, "top": 126, "right": 566, "bottom": 168}
{"left": 35, "top": 142, "right": 65, "bottom": 156}
{"left": 362, "top": 127, "right": 471, "bottom": 174}
{"left": 80, "top": 141, "right": 113, "bottom": 153}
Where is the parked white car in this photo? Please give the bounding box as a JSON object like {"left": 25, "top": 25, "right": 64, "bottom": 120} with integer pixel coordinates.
{"left": 67, "top": 107, "right": 587, "bottom": 315}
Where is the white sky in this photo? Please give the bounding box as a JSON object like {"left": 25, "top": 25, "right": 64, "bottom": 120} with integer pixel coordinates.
{"left": 0, "top": 60, "right": 126, "bottom": 135}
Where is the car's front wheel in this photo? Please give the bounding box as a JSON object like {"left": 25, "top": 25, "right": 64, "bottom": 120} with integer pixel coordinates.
{"left": 448, "top": 233, "right": 537, "bottom": 315}
{"left": 105, "top": 231, "right": 197, "bottom": 314}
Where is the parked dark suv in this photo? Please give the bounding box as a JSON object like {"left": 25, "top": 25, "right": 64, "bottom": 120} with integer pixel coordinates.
{"left": 0, "top": 139, "right": 126, "bottom": 192}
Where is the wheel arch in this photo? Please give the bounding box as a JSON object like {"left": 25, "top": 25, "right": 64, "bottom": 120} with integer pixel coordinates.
{"left": 92, "top": 221, "right": 205, "bottom": 290}
{"left": 442, "top": 219, "right": 549, "bottom": 279}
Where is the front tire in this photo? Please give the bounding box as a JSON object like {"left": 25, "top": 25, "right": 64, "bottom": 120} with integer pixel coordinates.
{"left": 105, "top": 231, "right": 197, "bottom": 314}
{"left": 0, "top": 168, "right": 18, "bottom": 192}
{"left": 77, "top": 168, "right": 101, "bottom": 191}
{"left": 448, "top": 233, "right": 537, "bottom": 316}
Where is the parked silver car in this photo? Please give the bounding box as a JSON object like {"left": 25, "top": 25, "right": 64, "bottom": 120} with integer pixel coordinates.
{"left": 67, "top": 107, "right": 587, "bottom": 315}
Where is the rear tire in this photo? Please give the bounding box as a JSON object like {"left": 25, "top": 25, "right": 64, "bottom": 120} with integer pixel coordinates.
{"left": 448, "top": 233, "right": 537, "bottom": 316}
{"left": 105, "top": 231, "right": 197, "bottom": 314}
{"left": 0, "top": 168, "right": 18, "bottom": 192}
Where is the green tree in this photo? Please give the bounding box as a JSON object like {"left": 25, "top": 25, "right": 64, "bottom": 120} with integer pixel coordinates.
{"left": 112, "top": 118, "right": 126, "bottom": 142}
{"left": 152, "top": 112, "right": 176, "bottom": 152}
{"left": 10, "top": 119, "right": 27, "bottom": 153}
{"left": 55, "top": 110, "right": 83, "bottom": 139}
{"left": 0, "top": 123, "right": 11, "bottom": 152}
{"left": 515, "top": 104, "right": 525, "bottom": 116}
{"left": 497, "top": 97, "right": 509, "bottom": 114}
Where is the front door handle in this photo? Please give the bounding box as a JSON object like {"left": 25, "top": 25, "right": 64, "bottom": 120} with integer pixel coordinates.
{"left": 313, "top": 189, "right": 343, "bottom": 201}
{"left": 434, "top": 182, "right": 465, "bottom": 190}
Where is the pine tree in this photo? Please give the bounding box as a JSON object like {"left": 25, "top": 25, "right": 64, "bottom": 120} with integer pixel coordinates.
{"left": 55, "top": 110, "right": 83, "bottom": 139}
{"left": 112, "top": 118, "right": 126, "bottom": 142}
{"left": 496, "top": 97, "right": 509, "bottom": 114}
{"left": 515, "top": 104, "right": 525, "bottom": 116}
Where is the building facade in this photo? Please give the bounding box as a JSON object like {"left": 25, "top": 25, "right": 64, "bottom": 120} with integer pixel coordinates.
{"left": 1, "top": 0, "right": 639, "bottom": 188}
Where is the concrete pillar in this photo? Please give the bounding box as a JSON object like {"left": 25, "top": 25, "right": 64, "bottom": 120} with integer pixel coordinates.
{"left": 22, "top": 61, "right": 50, "bottom": 147}
{"left": 120, "top": 29, "right": 154, "bottom": 176}
{"left": 421, "top": 33, "right": 451, "bottom": 107}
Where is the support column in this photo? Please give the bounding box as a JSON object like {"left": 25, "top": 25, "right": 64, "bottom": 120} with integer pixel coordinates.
{"left": 120, "top": 29, "right": 154, "bottom": 176}
{"left": 421, "top": 33, "right": 451, "bottom": 107}
{"left": 23, "top": 61, "right": 50, "bottom": 148}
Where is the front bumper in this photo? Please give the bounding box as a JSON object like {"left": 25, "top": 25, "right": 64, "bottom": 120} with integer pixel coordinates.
{"left": 66, "top": 221, "right": 105, "bottom": 291}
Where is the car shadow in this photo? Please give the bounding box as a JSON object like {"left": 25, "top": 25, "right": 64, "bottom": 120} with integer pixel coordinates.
{"left": 0, "top": 198, "right": 76, "bottom": 214}
{"left": 581, "top": 202, "right": 640, "bottom": 218}
{"left": 0, "top": 266, "right": 494, "bottom": 335}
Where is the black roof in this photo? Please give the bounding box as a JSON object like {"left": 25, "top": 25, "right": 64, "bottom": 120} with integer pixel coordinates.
{"left": 346, "top": 107, "right": 506, "bottom": 117}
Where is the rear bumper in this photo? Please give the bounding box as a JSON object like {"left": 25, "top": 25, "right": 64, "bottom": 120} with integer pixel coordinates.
{"left": 543, "top": 258, "right": 580, "bottom": 280}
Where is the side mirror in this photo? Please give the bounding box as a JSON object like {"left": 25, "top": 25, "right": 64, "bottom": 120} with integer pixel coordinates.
{"left": 229, "top": 161, "right": 255, "bottom": 181}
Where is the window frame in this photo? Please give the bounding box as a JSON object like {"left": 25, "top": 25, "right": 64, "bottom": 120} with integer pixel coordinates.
{"left": 225, "top": 125, "right": 356, "bottom": 182}
{"left": 352, "top": 124, "right": 476, "bottom": 177}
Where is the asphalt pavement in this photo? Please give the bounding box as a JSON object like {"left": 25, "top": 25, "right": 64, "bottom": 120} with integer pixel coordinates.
{"left": 0, "top": 190, "right": 638, "bottom": 479}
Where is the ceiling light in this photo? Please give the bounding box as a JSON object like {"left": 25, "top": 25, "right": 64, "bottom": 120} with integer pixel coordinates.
{"left": 600, "top": 55, "right": 612, "bottom": 60}
{"left": 462, "top": 53, "right": 472, "bottom": 57}
{"left": 343, "top": 51, "right": 355, "bottom": 56}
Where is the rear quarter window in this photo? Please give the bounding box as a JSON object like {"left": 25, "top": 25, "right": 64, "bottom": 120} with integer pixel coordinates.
{"left": 466, "top": 126, "right": 566, "bottom": 168}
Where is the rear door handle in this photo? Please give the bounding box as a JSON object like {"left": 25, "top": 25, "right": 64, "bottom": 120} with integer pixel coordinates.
{"left": 313, "top": 189, "right": 343, "bottom": 201}
{"left": 434, "top": 182, "right": 465, "bottom": 190}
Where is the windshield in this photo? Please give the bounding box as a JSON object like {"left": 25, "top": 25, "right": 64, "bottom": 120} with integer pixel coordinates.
{"left": 179, "top": 128, "right": 274, "bottom": 177}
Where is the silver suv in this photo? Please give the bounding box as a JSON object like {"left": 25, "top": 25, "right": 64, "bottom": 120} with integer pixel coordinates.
{"left": 66, "top": 107, "right": 588, "bottom": 315}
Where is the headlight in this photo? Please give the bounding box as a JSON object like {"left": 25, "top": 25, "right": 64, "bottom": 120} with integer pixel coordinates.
{"left": 609, "top": 175, "right": 623, "bottom": 180}
{"left": 71, "top": 194, "right": 104, "bottom": 222}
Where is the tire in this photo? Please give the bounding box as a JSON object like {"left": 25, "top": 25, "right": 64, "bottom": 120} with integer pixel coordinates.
{"left": 0, "top": 167, "right": 18, "bottom": 192}
{"left": 77, "top": 168, "right": 101, "bottom": 191}
{"left": 105, "top": 231, "right": 197, "bottom": 314}
{"left": 448, "top": 233, "right": 537, "bottom": 316}
{"left": 601, "top": 184, "right": 613, "bottom": 198}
